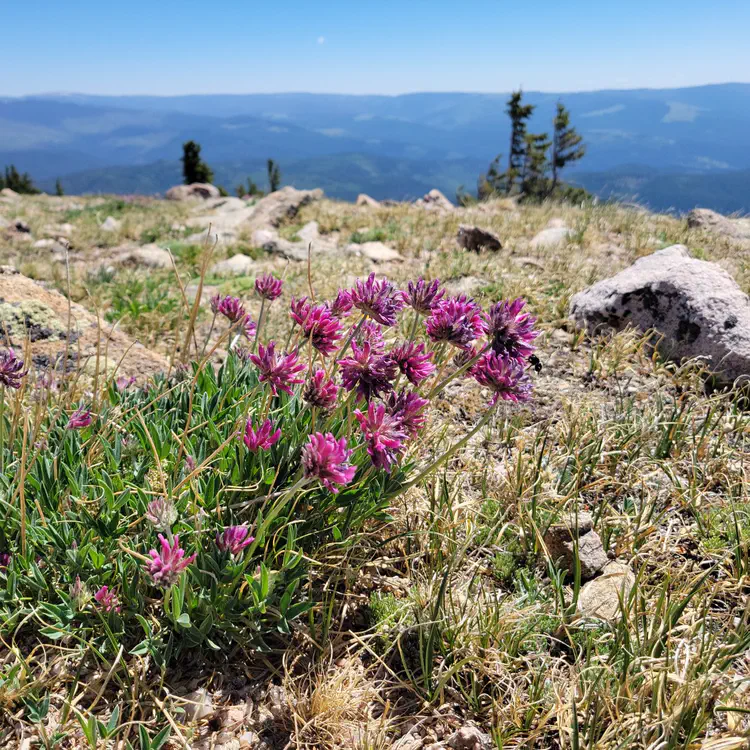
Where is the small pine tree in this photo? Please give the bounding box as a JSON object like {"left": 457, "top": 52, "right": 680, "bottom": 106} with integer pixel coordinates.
{"left": 551, "top": 102, "right": 585, "bottom": 191}
{"left": 483, "top": 154, "right": 507, "bottom": 196}
{"left": 267, "top": 159, "right": 281, "bottom": 193}
{"left": 505, "top": 91, "right": 535, "bottom": 195}
{"left": 1, "top": 165, "right": 40, "bottom": 195}
{"left": 181, "top": 141, "right": 214, "bottom": 185}
{"left": 55, "top": 179, "right": 64, "bottom": 196}
{"left": 246, "top": 177, "right": 262, "bottom": 196}
{"left": 520, "top": 132, "right": 551, "bottom": 199}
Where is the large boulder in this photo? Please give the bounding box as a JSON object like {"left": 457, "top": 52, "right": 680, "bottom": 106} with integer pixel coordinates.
{"left": 570, "top": 245, "right": 750, "bottom": 383}
{"left": 456, "top": 225, "right": 502, "bottom": 252}
{"left": 687, "top": 208, "right": 750, "bottom": 240}
{"left": 414, "top": 189, "right": 453, "bottom": 211}
{"left": 244, "top": 186, "right": 324, "bottom": 231}
{"left": 165, "top": 183, "right": 220, "bottom": 201}
{"left": 0, "top": 266, "right": 167, "bottom": 382}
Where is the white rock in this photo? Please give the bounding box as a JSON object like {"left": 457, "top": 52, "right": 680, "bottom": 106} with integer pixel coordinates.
{"left": 210, "top": 254, "right": 256, "bottom": 276}
{"left": 414, "top": 188, "right": 454, "bottom": 211}
{"left": 181, "top": 688, "right": 215, "bottom": 722}
{"left": 570, "top": 244, "right": 750, "bottom": 384}
{"left": 356, "top": 193, "right": 380, "bottom": 208}
{"left": 244, "top": 186, "right": 324, "bottom": 231}
{"left": 577, "top": 562, "right": 635, "bottom": 621}
{"left": 297, "top": 220, "right": 320, "bottom": 244}
{"left": 100, "top": 216, "right": 121, "bottom": 232}
{"left": 530, "top": 226, "right": 571, "bottom": 250}
{"left": 346, "top": 241, "right": 403, "bottom": 263}
{"left": 165, "top": 183, "right": 220, "bottom": 201}
{"left": 117, "top": 244, "right": 173, "bottom": 269}
{"left": 185, "top": 227, "right": 238, "bottom": 247}
{"left": 33, "top": 239, "right": 56, "bottom": 249}
{"left": 687, "top": 208, "right": 750, "bottom": 239}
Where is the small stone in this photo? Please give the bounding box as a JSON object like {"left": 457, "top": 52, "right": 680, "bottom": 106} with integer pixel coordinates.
{"left": 530, "top": 225, "right": 571, "bottom": 249}
{"left": 12, "top": 219, "right": 31, "bottom": 233}
{"left": 267, "top": 685, "right": 289, "bottom": 721}
{"left": 238, "top": 731, "right": 261, "bottom": 748}
{"left": 117, "top": 244, "right": 173, "bottom": 270}
{"left": 446, "top": 726, "right": 493, "bottom": 749}
{"left": 166, "top": 183, "right": 221, "bottom": 201}
{"left": 33, "top": 239, "right": 56, "bottom": 249}
{"left": 210, "top": 254, "right": 256, "bottom": 276}
{"left": 414, "top": 189, "right": 453, "bottom": 211}
{"left": 346, "top": 241, "right": 403, "bottom": 263}
{"left": 181, "top": 689, "right": 215, "bottom": 722}
{"left": 578, "top": 562, "right": 635, "bottom": 621}
{"left": 456, "top": 225, "right": 502, "bottom": 252}
{"left": 356, "top": 193, "right": 380, "bottom": 208}
{"left": 100, "top": 216, "right": 121, "bottom": 232}
{"left": 543, "top": 511, "right": 608, "bottom": 579}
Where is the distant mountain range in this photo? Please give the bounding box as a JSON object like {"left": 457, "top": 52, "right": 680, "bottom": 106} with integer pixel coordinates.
{"left": 2, "top": 85, "right": 750, "bottom": 213}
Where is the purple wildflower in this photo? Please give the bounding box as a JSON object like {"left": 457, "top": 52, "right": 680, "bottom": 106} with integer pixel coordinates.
{"left": 147, "top": 534, "right": 196, "bottom": 588}
{"left": 303, "top": 369, "right": 339, "bottom": 410}
{"left": 70, "top": 576, "right": 91, "bottom": 610}
{"left": 116, "top": 375, "right": 136, "bottom": 391}
{"left": 250, "top": 342, "right": 305, "bottom": 396}
{"left": 242, "top": 418, "right": 281, "bottom": 452}
{"left": 0, "top": 552, "right": 10, "bottom": 569}
{"left": 389, "top": 341, "right": 436, "bottom": 385}
{"left": 94, "top": 585, "right": 121, "bottom": 613}
{"left": 300, "top": 305, "right": 344, "bottom": 357}
{"left": 213, "top": 295, "right": 256, "bottom": 339}
{"left": 302, "top": 432, "right": 356, "bottom": 493}
{"left": 473, "top": 352, "right": 533, "bottom": 405}
{"left": 486, "top": 298, "right": 538, "bottom": 360}
{"left": 354, "top": 401, "right": 407, "bottom": 473}
{"left": 350, "top": 273, "right": 405, "bottom": 327}
{"left": 327, "top": 289, "right": 353, "bottom": 318}
{"left": 289, "top": 296, "right": 312, "bottom": 327}
{"left": 425, "top": 295, "right": 488, "bottom": 350}
{"left": 338, "top": 341, "right": 398, "bottom": 401}
{"left": 355, "top": 320, "right": 386, "bottom": 355}
{"left": 452, "top": 345, "right": 481, "bottom": 375}
{"left": 216, "top": 525, "right": 255, "bottom": 555}
{"left": 66, "top": 408, "right": 93, "bottom": 430}
{"left": 0, "top": 348, "right": 27, "bottom": 389}
{"left": 255, "top": 273, "right": 283, "bottom": 301}
{"left": 387, "top": 390, "right": 429, "bottom": 437}
{"left": 146, "top": 497, "right": 178, "bottom": 531}
{"left": 185, "top": 455, "right": 196, "bottom": 473}
{"left": 406, "top": 278, "right": 445, "bottom": 316}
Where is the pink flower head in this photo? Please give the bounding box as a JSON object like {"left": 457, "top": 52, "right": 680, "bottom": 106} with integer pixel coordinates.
{"left": 255, "top": 273, "right": 283, "bottom": 301}
{"left": 147, "top": 534, "right": 196, "bottom": 588}
{"left": 473, "top": 352, "right": 533, "bottom": 405}
{"left": 303, "top": 369, "right": 339, "bottom": 410}
{"left": 0, "top": 348, "right": 27, "bottom": 389}
{"left": 354, "top": 320, "right": 385, "bottom": 355}
{"left": 487, "top": 298, "right": 538, "bottom": 360}
{"left": 66, "top": 407, "right": 93, "bottom": 430}
{"left": 94, "top": 585, "right": 121, "bottom": 613}
{"left": 250, "top": 341, "right": 305, "bottom": 396}
{"left": 387, "top": 390, "right": 429, "bottom": 437}
{"left": 452, "top": 345, "right": 481, "bottom": 375}
{"left": 0, "top": 552, "right": 10, "bottom": 569}
{"left": 116, "top": 375, "right": 136, "bottom": 391}
{"left": 425, "top": 295, "right": 488, "bottom": 350}
{"left": 303, "top": 305, "right": 344, "bottom": 357}
{"left": 350, "top": 273, "right": 405, "bottom": 327}
{"left": 216, "top": 525, "right": 255, "bottom": 555}
{"left": 289, "top": 296, "right": 312, "bottom": 326}
{"left": 212, "top": 295, "right": 256, "bottom": 339}
{"left": 327, "top": 289, "right": 353, "bottom": 318}
{"left": 406, "top": 278, "right": 445, "bottom": 316}
{"left": 338, "top": 341, "right": 398, "bottom": 401}
{"left": 146, "top": 497, "right": 178, "bottom": 530}
{"left": 302, "top": 432, "right": 356, "bottom": 493}
{"left": 242, "top": 417, "right": 281, "bottom": 452}
{"left": 354, "top": 401, "right": 407, "bottom": 473}
{"left": 388, "top": 341, "right": 436, "bottom": 385}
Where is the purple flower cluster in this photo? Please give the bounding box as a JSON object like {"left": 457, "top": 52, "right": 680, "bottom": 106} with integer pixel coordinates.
{"left": 355, "top": 401, "right": 408, "bottom": 473}
{"left": 302, "top": 432, "right": 356, "bottom": 493}
{"left": 255, "top": 273, "right": 283, "bottom": 301}
{"left": 338, "top": 341, "right": 398, "bottom": 402}
{"left": 66, "top": 408, "right": 93, "bottom": 430}
{"left": 486, "top": 298, "right": 538, "bottom": 359}
{"left": 350, "top": 273, "right": 405, "bottom": 326}
{"left": 406, "top": 278, "right": 445, "bottom": 316}
{"left": 0, "top": 552, "right": 10, "bottom": 569}
{"left": 242, "top": 418, "right": 281, "bottom": 452}
{"left": 389, "top": 341, "right": 435, "bottom": 385}
{"left": 146, "top": 497, "right": 178, "bottom": 531}
{"left": 211, "top": 294, "right": 256, "bottom": 339}
{"left": 303, "top": 369, "right": 338, "bottom": 410}
{"left": 147, "top": 534, "right": 196, "bottom": 588}
{"left": 473, "top": 351, "right": 533, "bottom": 405}
{"left": 0, "top": 348, "right": 27, "bottom": 389}
{"left": 290, "top": 298, "right": 343, "bottom": 357}
{"left": 425, "top": 295, "right": 488, "bottom": 350}
{"left": 216, "top": 525, "right": 254, "bottom": 555}
{"left": 94, "top": 585, "right": 121, "bottom": 613}
{"left": 250, "top": 342, "right": 305, "bottom": 396}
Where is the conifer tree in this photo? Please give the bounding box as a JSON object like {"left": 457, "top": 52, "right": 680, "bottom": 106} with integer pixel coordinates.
{"left": 0, "top": 165, "right": 40, "bottom": 194}
{"left": 181, "top": 141, "right": 214, "bottom": 185}
{"left": 55, "top": 179, "right": 64, "bottom": 196}
{"left": 505, "top": 91, "right": 535, "bottom": 195}
{"left": 520, "top": 132, "right": 551, "bottom": 199}
{"left": 551, "top": 102, "right": 585, "bottom": 191}
{"left": 267, "top": 159, "right": 281, "bottom": 193}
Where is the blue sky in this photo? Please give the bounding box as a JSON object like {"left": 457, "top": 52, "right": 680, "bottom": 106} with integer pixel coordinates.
{"left": 3, "top": 0, "right": 750, "bottom": 96}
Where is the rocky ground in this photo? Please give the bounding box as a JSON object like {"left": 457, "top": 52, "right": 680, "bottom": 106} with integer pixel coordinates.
{"left": 3, "top": 184, "right": 750, "bottom": 749}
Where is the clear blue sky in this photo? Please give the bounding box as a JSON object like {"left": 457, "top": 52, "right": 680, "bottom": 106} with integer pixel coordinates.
{"left": 3, "top": 0, "right": 750, "bottom": 96}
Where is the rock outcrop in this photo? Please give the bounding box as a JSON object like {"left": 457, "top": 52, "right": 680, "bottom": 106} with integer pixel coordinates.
{"left": 687, "top": 208, "right": 750, "bottom": 239}
{"left": 414, "top": 189, "right": 453, "bottom": 211}
{"left": 356, "top": 193, "right": 380, "bottom": 208}
{"left": 165, "top": 183, "right": 221, "bottom": 201}
{"left": 570, "top": 244, "right": 750, "bottom": 383}
{"left": 456, "top": 225, "right": 502, "bottom": 252}
{"left": 0, "top": 266, "right": 167, "bottom": 382}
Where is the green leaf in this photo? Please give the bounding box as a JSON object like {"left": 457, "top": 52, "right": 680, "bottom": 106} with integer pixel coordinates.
{"left": 176, "top": 612, "right": 191, "bottom": 629}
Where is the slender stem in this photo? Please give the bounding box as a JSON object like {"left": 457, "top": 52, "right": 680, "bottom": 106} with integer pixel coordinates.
{"left": 428, "top": 343, "right": 489, "bottom": 400}
{"left": 408, "top": 310, "right": 420, "bottom": 341}
{"left": 329, "top": 315, "right": 366, "bottom": 378}
{"left": 253, "top": 298, "right": 266, "bottom": 352}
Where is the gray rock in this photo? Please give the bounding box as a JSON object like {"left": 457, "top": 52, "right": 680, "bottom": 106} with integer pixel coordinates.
{"left": 577, "top": 562, "right": 635, "bottom": 621}
{"left": 456, "top": 225, "right": 502, "bottom": 252}
{"left": 570, "top": 245, "right": 750, "bottom": 383}
{"left": 414, "top": 188, "right": 453, "bottom": 211}
{"left": 446, "top": 726, "right": 493, "bottom": 750}
{"left": 185, "top": 227, "right": 238, "bottom": 247}
{"left": 100, "top": 216, "right": 121, "bottom": 232}
{"left": 12, "top": 219, "right": 31, "bottom": 234}
{"left": 41, "top": 223, "right": 73, "bottom": 238}
{"left": 244, "top": 186, "right": 324, "bottom": 231}
{"left": 33, "top": 239, "right": 56, "bottom": 249}
{"left": 687, "top": 208, "right": 750, "bottom": 239}
{"left": 202, "top": 196, "right": 247, "bottom": 213}
{"left": 356, "top": 193, "right": 380, "bottom": 208}
{"left": 210, "top": 254, "right": 256, "bottom": 276}
{"left": 0, "top": 188, "right": 19, "bottom": 199}
{"left": 165, "top": 183, "right": 220, "bottom": 201}
{"left": 0, "top": 216, "right": 9, "bottom": 230}
{"left": 346, "top": 241, "right": 403, "bottom": 263}
{"left": 181, "top": 688, "right": 215, "bottom": 722}
{"left": 117, "top": 244, "right": 173, "bottom": 270}
{"left": 530, "top": 225, "right": 571, "bottom": 250}
{"left": 296, "top": 220, "right": 320, "bottom": 244}
{"left": 543, "top": 511, "right": 608, "bottom": 579}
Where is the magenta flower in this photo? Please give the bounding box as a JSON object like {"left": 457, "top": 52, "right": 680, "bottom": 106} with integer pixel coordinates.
{"left": 473, "top": 352, "right": 533, "bottom": 405}
{"left": 355, "top": 320, "right": 386, "bottom": 355}
{"left": 487, "top": 298, "right": 538, "bottom": 360}
{"left": 300, "top": 305, "right": 344, "bottom": 357}
{"left": 387, "top": 390, "right": 429, "bottom": 437}
{"left": 66, "top": 407, "right": 93, "bottom": 430}
{"left": 115, "top": 375, "right": 136, "bottom": 391}
{"left": 147, "top": 534, "right": 196, "bottom": 588}
{"left": 242, "top": 418, "right": 281, "bottom": 452}
{"left": 146, "top": 497, "right": 178, "bottom": 531}
{"left": 425, "top": 295, "right": 488, "bottom": 350}
{"left": 255, "top": 273, "right": 283, "bottom": 301}
{"left": 185, "top": 455, "right": 196, "bottom": 473}
{"left": 389, "top": 341, "right": 436, "bottom": 385}
{"left": 327, "top": 289, "right": 353, "bottom": 318}
{"left": 406, "top": 278, "right": 445, "bottom": 316}
{"left": 452, "top": 345, "right": 481, "bottom": 375}
{"left": 212, "top": 294, "right": 256, "bottom": 339}
{"left": 302, "top": 432, "right": 357, "bottom": 493}
{"left": 350, "top": 273, "right": 405, "bottom": 327}
{"left": 289, "top": 296, "right": 312, "bottom": 326}
{"left": 338, "top": 341, "right": 398, "bottom": 401}
{"left": 94, "top": 585, "right": 121, "bottom": 613}
{"left": 250, "top": 342, "right": 305, "bottom": 396}
{"left": 0, "top": 552, "right": 10, "bottom": 569}
{"left": 0, "top": 348, "right": 27, "bottom": 389}
{"left": 216, "top": 525, "right": 255, "bottom": 555}
{"left": 354, "top": 401, "right": 407, "bottom": 473}
{"left": 303, "top": 369, "right": 339, "bottom": 410}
